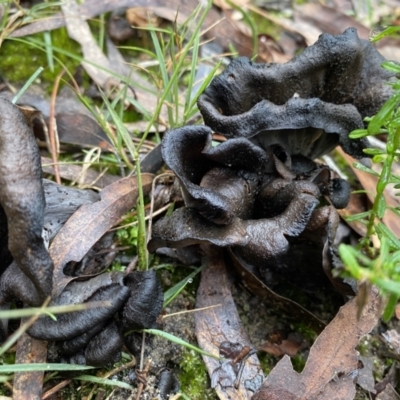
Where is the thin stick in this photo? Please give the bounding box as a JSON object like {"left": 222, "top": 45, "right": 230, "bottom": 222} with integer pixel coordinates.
{"left": 42, "top": 379, "right": 72, "bottom": 399}
{"left": 162, "top": 304, "right": 221, "bottom": 319}
{"left": 101, "top": 358, "right": 137, "bottom": 380}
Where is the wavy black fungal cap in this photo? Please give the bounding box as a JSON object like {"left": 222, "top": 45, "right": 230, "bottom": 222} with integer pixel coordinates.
{"left": 197, "top": 28, "right": 396, "bottom": 159}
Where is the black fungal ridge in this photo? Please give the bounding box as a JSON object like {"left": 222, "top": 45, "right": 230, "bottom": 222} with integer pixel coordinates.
{"left": 197, "top": 28, "right": 396, "bottom": 159}
{"left": 149, "top": 29, "right": 396, "bottom": 295}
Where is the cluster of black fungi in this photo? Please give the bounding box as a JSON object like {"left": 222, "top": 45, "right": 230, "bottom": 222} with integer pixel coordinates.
{"left": 0, "top": 28, "right": 397, "bottom": 368}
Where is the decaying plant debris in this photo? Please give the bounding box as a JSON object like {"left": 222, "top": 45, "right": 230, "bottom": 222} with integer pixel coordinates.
{"left": 1, "top": 0, "right": 400, "bottom": 398}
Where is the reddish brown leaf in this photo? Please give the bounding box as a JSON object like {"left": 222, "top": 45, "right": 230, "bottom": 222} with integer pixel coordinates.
{"left": 13, "top": 332, "right": 47, "bottom": 400}
{"left": 252, "top": 287, "right": 381, "bottom": 400}
{"left": 338, "top": 148, "right": 400, "bottom": 238}
{"left": 50, "top": 174, "right": 153, "bottom": 297}
{"left": 195, "top": 245, "right": 264, "bottom": 400}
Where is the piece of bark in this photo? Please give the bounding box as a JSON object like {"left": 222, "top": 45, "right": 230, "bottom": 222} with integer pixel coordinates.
{"left": 13, "top": 332, "right": 47, "bottom": 400}
{"left": 195, "top": 245, "right": 264, "bottom": 400}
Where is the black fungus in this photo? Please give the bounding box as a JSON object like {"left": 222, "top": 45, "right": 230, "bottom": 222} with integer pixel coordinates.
{"left": 28, "top": 283, "right": 130, "bottom": 340}
{"left": 148, "top": 29, "right": 396, "bottom": 295}
{"left": 0, "top": 97, "right": 53, "bottom": 299}
{"left": 197, "top": 28, "right": 396, "bottom": 160}
{"left": 85, "top": 320, "right": 123, "bottom": 366}
{"left": 122, "top": 270, "right": 164, "bottom": 330}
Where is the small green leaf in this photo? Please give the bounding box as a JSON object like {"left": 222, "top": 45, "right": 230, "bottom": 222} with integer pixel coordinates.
{"left": 370, "top": 26, "right": 400, "bottom": 42}
{"left": 368, "top": 92, "right": 400, "bottom": 134}
{"left": 353, "top": 162, "right": 380, "bottom": 177}
{"left": 0, "top": 364, "right": 95, "bottom": 373}
{"left": 376, "top": 223, "right": 400, "bottom": 250}
{"left": 363, "top": 148, "right": 386, "bottom": 156}
{"left": 349, "top": 129, "right": 369, "bottom": 139}
{"left": 163, "top": 266, "right": 203, "bottom": 307}
{"left": 382, "top": 61, "right": 400, "bottom": 73}
{"left": 382, "top": 293, "right": 399, "bottom": 322}
{"left": 374, "top": 278, "right": 400, "bottom": 295}
{"left": 344, "top": 211, "right": 371, "bottom": 222}
{"left": 372, "top": 154, "right": 387, "bottom": 163}
{"left": 75, "top": 375, "right": 134, "bottom": 390}
{"left": 338, "top": 245, "right": 363, "bottom": 279}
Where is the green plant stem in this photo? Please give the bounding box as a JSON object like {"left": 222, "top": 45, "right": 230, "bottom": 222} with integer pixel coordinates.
{"left": 364, "top": 127, "right": 400, "bottom": 245}
{"left": 135, "top": 156, "right": 148, "bottom": 270}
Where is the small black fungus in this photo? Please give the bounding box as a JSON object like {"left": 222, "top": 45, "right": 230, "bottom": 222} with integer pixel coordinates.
{"left": 122, "top": 270, "right": 164, "bottom": 330}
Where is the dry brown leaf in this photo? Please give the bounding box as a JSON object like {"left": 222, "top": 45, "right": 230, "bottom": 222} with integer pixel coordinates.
{"left": 50, "top": 174, "right": 153, "bottom": 297}
{"left": 337, "top": 148, "right": 400, "bottom": 238}
{"left": 61, "top": 0, "right": 166, "bottom": 118}
{"left": 41, "top": 157, "right": 119, "bottom": 189}
{"left": 195, "top": 245, "right": 264, "bottom": 400}
{"left": 377, "top": 384, "right": 400, "bottom": 400}
{"left": 13, "top": 333, "right": 47, "bottom": 400}
{"left": 294, "top": 3, "right": 370, "bottom": 39}
{"left": 252, "top": 287, "right": 381, "bottom": 400}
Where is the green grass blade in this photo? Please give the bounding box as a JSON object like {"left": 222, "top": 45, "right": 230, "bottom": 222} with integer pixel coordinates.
{"left": 74, "top": 375, "right": 134, "bottom": 390}
{"left": 143, "top": 329, "right": 220, "bottom": 360}
{"left": 11, "top": 66, "right": 44, "bottom": 104}
{"left": 163, "top": 266, "right": 203, "bottom": 306}
{"left": 0, "top": 364, "right": 95, "bottom": 373}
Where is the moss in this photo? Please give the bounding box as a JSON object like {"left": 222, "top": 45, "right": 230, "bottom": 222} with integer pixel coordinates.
{"left": 1, "top": 28, "right": 82, "bottom": 90}
{"left": 179, "top": 349, "right": 218, "bottom": 399}
{"left": 291, "top": 353, "right": 307, "bottom": 373}
{"left": 258, "top": 352, "right": 275, "bottom": 375}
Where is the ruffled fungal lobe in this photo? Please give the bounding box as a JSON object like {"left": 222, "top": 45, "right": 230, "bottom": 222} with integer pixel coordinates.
{"left": 161, "top": 125, "right": 269, "bottom": 224}
{"left": 197, "top": 28, "right": 396, "bottom": 159}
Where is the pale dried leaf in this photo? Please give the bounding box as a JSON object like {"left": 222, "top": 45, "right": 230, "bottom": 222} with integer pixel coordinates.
{"left": 50, "top": 174, "right": 153, "bottom": 297}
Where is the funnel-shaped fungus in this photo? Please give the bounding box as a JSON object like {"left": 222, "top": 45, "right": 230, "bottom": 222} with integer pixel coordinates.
{"left": 149, "top": 29, "right": 396, "bottom": 294}
{"left": 198, "top": 28, "right": 396, "bottom": 159}
{"left": 0, "top": 97, "right": 53, "bottom": 299}
{"left": 149, "top": 126, "right": 320, "bottom": 265}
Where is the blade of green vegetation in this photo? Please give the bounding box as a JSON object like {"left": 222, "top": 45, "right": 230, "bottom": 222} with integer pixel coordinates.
{"left": 163, "top": 266, "right": 203, "bottom": 307}
{"left": 143, "top": 329, "right": 220, "bottom": 360}
{"left": 0, "top": 364, "right": 95, "bottom": 373}
{"left": 74, "top": 375, "right": 134, "bottom": 390}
